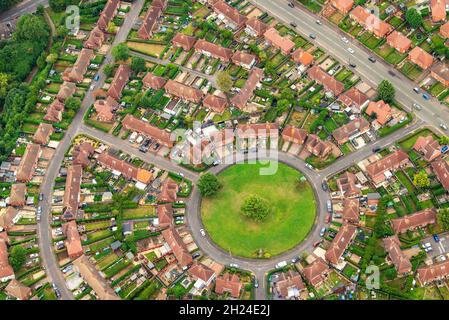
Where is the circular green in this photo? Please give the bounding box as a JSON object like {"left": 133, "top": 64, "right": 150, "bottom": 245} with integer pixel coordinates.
{"left": 201, "top": 162, "right": 317, "bottom": 258}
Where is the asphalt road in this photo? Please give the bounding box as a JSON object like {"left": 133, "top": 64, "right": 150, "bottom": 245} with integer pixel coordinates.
{"left": 252, "top": 0, "right": 449, "bottom": 135}
{"left": 0, "top": 0, "right": 49, "bottom": 23}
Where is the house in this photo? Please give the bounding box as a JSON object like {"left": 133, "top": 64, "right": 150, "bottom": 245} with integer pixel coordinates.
{"left": 94, "top": 96, "right": 118, "bottom": 122}
{"left": 342, "top": 198, "right": 360, "bottom": 223}
{"left": 0, "top": 207, "right": 19, "bottom": 231}
{"left": 56, "top": 82, "right": 77, "bottom": 102}
{"left": 231, "top": 67, "right": 264, "bottom": 109}
{"left": 203, "top": 94, "right": 228, "bottom": 114}
{"left": 10, "top": 184, "right": 26, "bottom": 207}
{"left": 122, "top": 114, "right": 174, "bottom": 148}
{"left": 164, "top": 79, "right": 204, "bottom": 103}
{"left": 236, "top": 123, "right": 279, "bottom": 140}
{"left": 431, "top": 62, "right": 449, "bottom": 87}
{"left": 63, "top": 220, "right": 83, "bottom": 259}
{"left": 63, "top": 165, "right": 83, "bottom": 221}
{"left": 107, "top": 64, "right": 131, "bottom": 101}
{"left": 365, "top": 100, "right": 392, "bottom": 125}
{"left": 332, "top": 118, "right": 370, "bottom": 145}
{"left": 325, "top": 224, "right": 358, "bottom": 265}
{"left": 440, "top": 21, "right": 449, "bottom": 38}
{"left": 408, "top": 47, "right": 434, "bottom": 70}
{"left": 417, "top": 260, "right": 449, "bottom": 286}
{"left": 142, "top": 72, "right": 167, "bottom": 90}
{"left": 365, "top": 149, "right": 409, "bottom": 185}
{"left": 16, "top": 144, "right": 41, "bottom": 182}
{"left": 158, "top": 178, "right": 179, "bottom": 203}
{"left": 383, "top": 236, "right": 412, "bottom": 276}
{"left": 386, "top": 31, "right": 412, "bottom": 54}
{"left": 44, "top": 99, "right": 64, "bottom": 123}
{"left": 212, "top": 0, "right": 247, "bottom": 30}
{"left": 62, "top": 48, "right": 94, "bottom": 83}
{"left": 231, "top": 51, "right": 257, "bottom": 69}
{"left": 215, "top": 273, "right": 242, "bottom": 298}
{"left": 33, "top": 123, "right": 54, "bottom": 145}
{"left": 282, "top": 126, "right": 308, "bottom": 145}
{"left": 97, "top": 0, "right": 120, "bottom": 31}
{"left": 303, "top": 134, "right": 333, "bottom": 159}
{"left": 338, "top": 87, "right": 369, "bottom": 113}
{"left": 157, "top": 203, "right": 173, "bottom": 228}
{"left": 161, "top": 227, "right": 192, "bottom": 267}
{"left": 275, "top": 270, "right": 306, "bottom": 300}
{"left": 307, "top": 66, "right": 344, "bottom": 96}
{"left": 302, "top": 258, "right": 330, "bottom": 287}
{"left": 291, "top": 48, "right": 314, "bottom": 66}
{"left": 97, "top": 152, "right": 153, "bottom": 185}
{"left": 73, "top": 142, "right": 95, "bottom": 168}
{"left": 390, "top": 208, "right": 437, "bottom": 234}
{"left": 4, "top": 280, "right": 32, "bottom": 300}
{"left": 431, "top": 159, "right": 449, "bottom": 192}
{"left": 349, "top": 6, "right": 393, "bottom": 38}
{"left": 336, "top": 172, "right": 361, "bottom": 198}
{"left": 84, "top": 26, "right": 105, "bottom": 50}
{"left": 245, "top": 17, "right": 268, "bottom": 37}
{"left": 172, "top": 33, "right": 196, "bottom": 51}
{"left": 137, "top": 5, "right": 163, "bottom": 40}
{"left": 263, "top": 28, "right": 295, "bottom": 55}
{"left": 188, "top": 262, "right": 216, "bottom": 287}
{"left": 0, "top": 238, "right": 14, "bottom": 282}
{"left": 330, "top": 0, "right": 354, "bottom": 14}
{"left": 194, "top": 39, "right": 233, "bottom": 62}
{"left": 413, "top": 135, "right": 441, "bottom": 162}
{"left": 430, "top": 0, "right": 448, "bottom": 23}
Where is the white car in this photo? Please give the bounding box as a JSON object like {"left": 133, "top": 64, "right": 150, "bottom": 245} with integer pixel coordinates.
{"left": 440, "top": 123, "right": 448, "bottom": 131}
{"left": 229, "top": 263, "right": 239, "bottom": 268}
{"left": 200, "top": 229, "right": 206, "bottom": 237}
{"left": 341, "top": 36, "right": 349, "bottom": 43}
{"left": 413, "top": 103, "right": 422, "bottom": 110}
{"left": 347, "top": 48, "right": 355, "bottom": 54}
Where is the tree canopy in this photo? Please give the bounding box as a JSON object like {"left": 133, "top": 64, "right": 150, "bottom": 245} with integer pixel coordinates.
{"left": 405, "top": 8, "right": 423, "bottom": 29}
{"left": 413, "top": 171, "right": 430, "bottom": 188}
{"left": 241, "top": 195, "right": 271, "bottom": 222}
{"left": 112, "top": 43, "right": 130, "bottom": 62}
{"left": 131, "top": 56, "right": 146, "bottom": 73}
{"left": 377, "top": 80, "right": 395, "bottom": 103}
{"left": 438, "top": 208, "right": 449, "bottom": 231}
{"left": 9, "top": 245, "right": 26, "bottom": 271}
{"left": 197, "top": 173, "right": 222, "bottom": 197}
{"left": 216, "top": 71, "right": 233, "bottom": 93}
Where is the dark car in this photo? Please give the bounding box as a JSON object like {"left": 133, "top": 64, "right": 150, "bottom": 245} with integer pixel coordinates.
{"left": 422, "top": 93, "right": 430, "bottom": 100}
{"left": 368, "top": 56, "right": 376, "bottom": 63}
{"left": 288, "top": 2, "right": 294, "bottom": 8}
{"left": 322, "top": 181, "right": 328, "bottom": 191}
{"left": 388, "top": 70, "right": 396, "bottom": 77}
{"left": 290, "top": 22, "right": 297, "bottom": 28}
{"left": 349, "top": 63, "right": 356, "bottom": 68}
{"left": 309, "top": 33, "right": 316, "bottom": 39}
{"left": 433, "top": 234, "right": 440, "bottom": 242}
{"left": 372, "top": 146, "right": 381, "bottom": 153}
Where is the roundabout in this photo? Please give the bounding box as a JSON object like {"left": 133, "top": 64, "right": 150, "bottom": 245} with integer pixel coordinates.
{"left": 201, "top": 162, "right": 316, "bottom": 259}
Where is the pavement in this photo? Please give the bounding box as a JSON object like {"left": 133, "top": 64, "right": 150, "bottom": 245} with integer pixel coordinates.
{"left": 0, "top": 0, "right": 49, "bottom": 23}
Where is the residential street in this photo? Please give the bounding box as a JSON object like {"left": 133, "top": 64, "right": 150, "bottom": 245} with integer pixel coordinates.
{"left": 0, "top": 0, "right": 48, "bottom": 22}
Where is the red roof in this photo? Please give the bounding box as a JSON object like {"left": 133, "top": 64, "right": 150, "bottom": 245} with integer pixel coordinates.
{"left": 331, "top": 0, "right": 354, "bottom": 14}
{"left": 342, "top": 198, "right": 360, "bottom": 223}
{"left": 413, "top": 135, "right": 441, "bottom": 162}
{"left": 97, "top": 151, "right": 153, "bottom": 184}
{"left": 138, "top": 5, "right": 164, "bottom": 39}
{"left": 291, "top": 48, "right": 314, "bottom": 66}
{"left": 62, "top": 48, "right": 94, "bottom": 83}
{"left": 157, "top": 203, "right": 173, "bottom": 227}
{"left": 84, "top": 26, "right": 105, "bottom": 50}
{"left": 63, "top": 221, "right": 83, "bottom": 259}
{"left": 231, "top": 67, "right": 264, "bottom": 109}
{"left": 203, "top": 94, "right": 228, "bottom": 113}
{"left": 44, "top": 99, "right": 64, "bottom": 123}
{"left": 432, "top": 159, "right": 449, "bottom": 192}
{"left": 282, "top": 126, "right": 308, "bottom": 145}
{"left": 172, "top": 33, "right": 197, "bottom": 51}
{"left": 302, "top": 258, "right": 330, "bottom": 287}
{"left": 188, "top": 262, "right": 215, "bottom": 283}
{"left": 391, "top": 208, "right": 437, "bottom": 234}
{"left": 325, "top": 224, "right": 357, "bottom": 264}
{"left": 307, "top": 66, "right": 344, "bottom": 96}
{"left": 387, "top": 31, "right": 412, "bottom": 53}
{"left": 142, "top": 72, "right": 167, "bottom": 90}
{"left": 94, "top": 96, "right": 118, "bottom": 122}
{"left": 194, "top": 39, "right": 233, "bottom": 62}
{"left": 122, "top": 114, "right": 174, "bottom": 148}
{"left": 440, "top": 21, "right": 449, "bottom": 38}
{"left": 213, "top": 0, "right": 247, "bottom": 28}
{"left": 365, "top": 149, "right": 409, "bottom": 184}
{"left": 236, "top": 122, "right": 279, "bottom": 139}
{"left": 63, "top": 165, "right": 82, "bottom": 220}
{"left": 97, "top": 0, "right": 120, "bottom": 31}
{"left": 336, "top": 172, "right": 361, "bottom": 198}
{"left": 215, "top": 273, "right": 242, "bottom": 298}
{"left": 245, "top": 17, "right": 268, "bottom": 36}
{"left": 408, "top": 46, "right": 434, "bottom": 70}
{"left": 161, "top": 227, "right": 192, "bottom": 267}
{"left": 383, "top": 236, "right": 412, "bottom": 275}
{"left": 107, "top": 64, "right": 131, "bottom": 101}
{"left": 264, "top": 27, "right": 295, "bottom": 55}
{"left": 16, "top": 144, "right": 41, "bottom": 182}
{"left": 33, "top": 123, "right": 54, "bottom": 145}
{"left": 158, "top": 178, "right": 179, "bottom": 203}
{"left": 0, "top": 238, "right": 14, "bottom": 281}
{"left": 332, "top": 117, "right": 370, "bottom": 145}
{"left": 365, "top": 100, "right": 392, "bottom": 125}
{"left": 231, "top": 50, "right": 257, "bottom": 68}
{"left": 10, "top": 184, "right": 26, "bottom": 207}
{"left": 164, "top": 79, "right": 204, "bottom": 103}
{"left": 431, "top": 0, "right": 448, "bottom": 22}
{"left": 350, "top": 6, "right": 392, "bottom": 37}
{"left": 418, "top": 260, "right": 449, "bottom": 285}
{"left": 338, "top": 87, "right": 368, "bottom": 112}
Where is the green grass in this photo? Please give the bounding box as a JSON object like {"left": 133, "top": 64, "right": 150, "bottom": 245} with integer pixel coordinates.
{"left": 201, "top": 162, "right": 316, "bottom": 258}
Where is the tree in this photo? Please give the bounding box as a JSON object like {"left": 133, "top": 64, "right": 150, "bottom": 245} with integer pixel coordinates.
{"left": 413, "top": 170, "right": 430, "bottom": 188}
{"left": 241, "top": 195, "right": 271, "bottom": 222}
{"left": 46, "top": 53, "right": 58, "bottom": 64}
{"left": 197, "top": 173, "right": 221, "bottom": 197}
{"left": 65, "top": 97, "right": 81, "bottom": 111}
{"left": 405, "top": 8, "right": 423, "bottom": 29}
{"left": 103, "top": 64, "right": 115, "bottom": 78}
{"left": 439, "top": 135, "right": 449, "bottom": 145}
{"left": 14, "top": 14, "right": 49, "bottom": 43}
{"left": 384, "top": 267, "right": 397, "bottom": 281}
{"left": 216, "top": 71, "right": 233, "bottom": 93}
{"left": 131, "top": 56, "right": 146, "bottom": 73}
{"left": 437, "top": 208, "right": 449, "bottom": 231}
{"left": 9, "top": 245, "right": 26, "bottom": 271}
{"left": 112, "top": 43, "right": 130, "bottom": 62}
{"left": 0, "top": 73, "right": 8, "bottom": 100}
{"left": 56, "top": 25, "right": 69, "bottom": 39}
{"left": 377, "top": 80, "right": 395, "bottom": 103}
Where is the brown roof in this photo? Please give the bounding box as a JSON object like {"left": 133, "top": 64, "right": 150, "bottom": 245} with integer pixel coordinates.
{"left": 44, "top": 99, "right": 64, "bottom": 123}
{"left": 63, "top": 221, "right": 83, "bottom": 259}
{"left": 213, "top": 0, "right": 247, "bottom": 28}
{"left": 408, "top": 46, "right": 434, "bottom": 70}
{"left": 4, "top": 279, "right": 32, "bottom": 300}
{"left": 336, "top": 172, "right": 361, "bottom": 198}
{"left": 338, "top": 87, "right": 368, "bottom": 111}
{"left": 302, "top": 258, "right": 330, "bottom": 287}
{"left": 231, "top": 67, "right": 264, "bottom": 109}
{"left": 245, "top": 17, "right": 268, "bottom": 36}
{"left": 158, "top": 178, "right": 179, "bottom": 203}
{"left": 383, "top": 236, "right": 412, "bottom": 275}
{"left": 0, "top": 207, "right": 19, "bottom": 230}
{"left": 137, "top": 5, "right": 163, "bottom": 40}
{"left": 203, "top": 94, "right": 228, "bottom": 114}
{"left": 172, "top": 33, "right": 197, "bottom": 51}
{"left": 188, "top": 262, "right": 215, "bottom": 283}
{"left": 94, "top": 96, "right": 118, "bottom": 122}
{"left": 303, "top": 134, "right": 333, "bottom": 159}
{"left": 264, "top": 27, "right": 295, "bottom": 55}
{"left": 164, "top": 79, "right": 204, "bottom": 103}
{"left": 331, "top": 0, "right": 354, "bottom": 13}
{"left": 325, "top": 224, "right": 358, "bottom": 264}
{"left": 194, "top": 39, "right": 233, "bottom": 62}
{"left": 122, "top": 114, "right": 174, "bottom": 148}
{"left": 431, "top": 62, "right": 449, "bottom": 84}
{"left": 275, "top": 270, "right": 306, "bottom": 299}
{"left": 215, "top": 272, "right": 242, "bottom": 298}
{"left": 391, "top": 208, "right": 437, "bottom": 234}
{"left": 152, "top": 0, "right": 168, "bottom": 9}
{"left": 236, "top": 122, "right": 279, "bottom": 139}
{"left": 62, "top": 48, "right": 94, "bottom": 83}
{"left": 387, "top": 31, "right": 412, "bottom": 53}
{"left": 342, "top": 198, "right": 360, "bottom": 223}
{"left": 97, "top": 0, "right": 120, "bottom": 31}
{"left": 231, "top": 50, "right": 257, "bottom": 68}
{"left": 161, "top": 227, "right": 192, "bottom": 267}
{"left": 440, "top": 21, "right": 449, "bottom": 38}
{"left": 33, "top": 123, "right": 54, "bottom": 145}
{"left": 97, "top": 152, "right": 153, "bottom": 184}
{"left": 157, "top": 203, "right": 173, "bottom": 227}
{"left": 0, "top": 238, "right": 14, "bottom": 281}
{"left": 73, "top": 142, "right": 95, "bottom": 168}
{"left": 57, "top": 82, "right": 77, "bottom": 102}
{"left": 365, "top": 149, "right": 409, "bottom": 184}
{"left": 282, "top": 125, "right": 308, "bottom": 145}
{"left": 10, "top": 184, "right": 26, "bottom": 207}
{"left": 332, "top": 117, "right": 370, "bottom": 145}
{"left": 291, "top": 48, "right": 314, "bottom": 66}
{"left": 107, "top": 64, "right": 131, "bottom": 101}
{"left": 16, "top": 144, "right": 41, "bottom": 182}
{"left": 63, "top": 165, "right": 82, "bottom": 221}
{"left": 142, "top": 72, "right": 167, "bottom": 90}
{"left": 307, "top": 66, "right": 344, "bottom": 96}
{"left": 365, "top": 100, "right": 392, "bottom": 125}
{"left": 84, "top": 26, "right": 105, "bottom": 50}
{"left": 413, "top": 135, "right": 441, "bottom": 162}
{"left": 417, "top": 260, "right": 449, "bottom": 285}
{"left": 431, "top": 0, "right": 448, "bottom": 23}
{"left": 432, "top": 159, "right": 449, "bottom": 192}
{"left": 350, "top": 6, "right": 392, "bottom": 37}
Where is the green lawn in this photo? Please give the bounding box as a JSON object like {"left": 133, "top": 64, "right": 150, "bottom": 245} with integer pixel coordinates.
{"left": 201, "top": 162, "right": 316, "bottom": 258}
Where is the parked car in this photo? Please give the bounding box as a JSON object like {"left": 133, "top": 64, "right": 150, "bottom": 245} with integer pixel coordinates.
{"left": 254, "top": 278, "right": 259, "bottom": 288}
{"left": 316, "top": 19, "right": 322, "bottom": 25}
{"left": 39, "top": 193, "right": 44, "bottom": 201}
{"left": 306, "top": 163, "right": 314, "bottom": 170}
{"left": 321, "top": 181, "right": 328, "bottom": 191}
{"left": 372, "top": 146, "right": 381, "bottom": 153}
{"left": 325, "top": 214, "right": 331, "bottom": 223}
{"left": 440, "top": 123, "right": 448, "bottom": 131}
{"left": 229, "top": 263, "right": 239, "bottom": 268}
{"left": 309, "top": 33, "right": 316, "bottom": 39}
{"left": 433, "top": 234, "right": 440, "bottom": 242}
{"left": 200, "top": 229, "right": 206, "bottom": 237}
{"left": 320, "top": 227, "right": 326, "bottom": 237}
{"left": 275, "top": 261, "right": 287, "bottom": 269}
{"left": 327, "top": 200, "right": 332, "bottom": 213}
{"left": 288, "top": 1, "right": 294, "bottom": 8}
{"left": 368, "top": 56, "right": 376, "bottom": 63}
{"left": 94, "top": 74, "right": 100, "bottom": 81}
{"left": 413, "top": 87, "right": 420, "bottom": 94}
{"left": 192, "top": 252, "right": 201, "bottom": 259}
{"left": 341, "top": 36, "right": 349, "bottom": 43}
{"left": 422, "top": 93, "right": 430, "bottom": 100}
{"left": 290, "top": 21, "right": 297, "bottom": 28}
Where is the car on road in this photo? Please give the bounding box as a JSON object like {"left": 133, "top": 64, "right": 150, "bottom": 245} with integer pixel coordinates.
{"left": 325, "top": 214, "right": 331, "bottom": 223}
{"left": 372, "top": 146, "right": 381, "bottom": 153}
{"left": 433, "top": 234, "right": 440, "bottom": 242}
{"left": 316, "top": 19, "right": 322, "bottom": 25}
{"left": 178, "top": 172, "right": 185, "bottom": 178}
{"left": 413, "top": 103, "right": 422, "bottom": 110}
{"left": 200, "top": 229, "right": 206, "bottom": 237}
{"left": 423, "top": 93, "right": 430, "bottom": 100}
{"left": 229, "top": 263, "right": 239, "bottom": 268}
{"left": 368, "top": 56, "right": 376, "bottom": 63}
{"left": 254, "top": 278, "right": 259, "bottom": 288}
{"left": 192, "top": 252, "right": 201, "bottom": 259}
{"left": 413, "top": 87, "right": 420, "bottom": 94}
{"left": 321, "top": 181, "right": 328, "bottom": 191}
{"left": 320, "top": 227, "right": 326, "bottom": 237}
{"left": 37, "top": 206, "right": 42, "bottom": 213}
{"left": 288, "top": 1, "right": 294, "bottom": 8}
{"left": 349, "top": 62, "right": 356, "bottom": 68}
{"left": 291, "top": 257, "right": 298, "bottom": 263}
{"left": 327, "top": 200, "right": 332, "bottom": 213}
{"left": 36, "top": 213, "right": 41, "bottom": 222}
{"left": 94, "top": 74, "right": 100, "bottom": 81}
{"left": 39, "top": 193, "right": 44, "bottom": 201}
{"left": 309, "top": 33, "right": 316, "bottom": 39}
{"left": 305, "top": 163, "right": 314, "bottom": 170}
{"left": 341, "top": 36, "right": 349, "bottom": 43}
{"left": 388, "top": 70, "right": 396, "bottom": 77}
{"left": 347, "top": 48, "right": 355, "bottom": 54}
{"left": 290, "top": 21, "right": 297, "bottom": 28}
{"left": 275, "top": 261, "right": 287, "bottom": 269}
{"left": 440, "top": 123, "right": 448, "bottom": 131}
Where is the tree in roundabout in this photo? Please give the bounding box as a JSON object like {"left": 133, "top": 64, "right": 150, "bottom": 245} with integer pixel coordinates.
{"left": 198, "top": 173, "right": 222, "bottom": 197}
{"left": 241, "top": 195, "right": 271, "bottom": 222}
